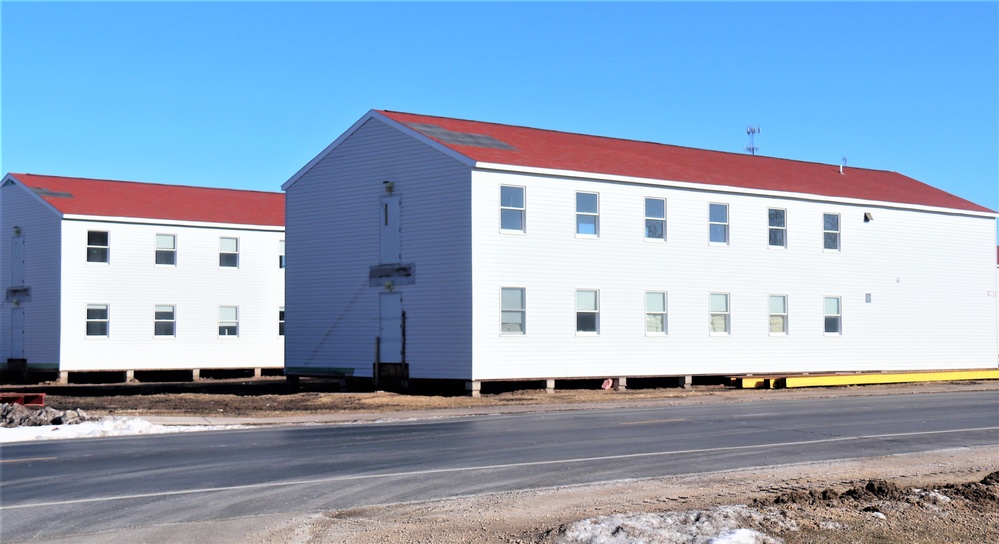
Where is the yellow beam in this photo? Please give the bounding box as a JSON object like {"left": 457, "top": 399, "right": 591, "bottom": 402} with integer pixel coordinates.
{"left": 781, "top": 370, "right": 999, "bottom": 388}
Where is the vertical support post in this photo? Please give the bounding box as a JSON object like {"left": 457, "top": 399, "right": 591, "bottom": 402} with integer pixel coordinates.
{"left": 613, "top": 377, "right": 627, "bottom": 391}
{"left": 546, "top": 379, "right": 555, "bottom": 394}
{"left": 681, "top": 375, "right": 692, "bottom": 389}
{"left": 253, "top": 368, "right": 262, "bottom": 378}
{"left": 125, "top": 370, "right": 135, "bottom": 382}
{"left": 58, "top": 371, "right": 69, "bottom": 384}
{"left": 192, "top": 369, "right": 201, "bottom": 380}
{"left": 466, "top": 380, "right": 481, "bottom": 398}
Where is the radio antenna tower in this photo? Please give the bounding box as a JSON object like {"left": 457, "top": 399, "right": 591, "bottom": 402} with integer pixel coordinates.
{"left": 745, "top": 125, "right": 761, "bottom": 155}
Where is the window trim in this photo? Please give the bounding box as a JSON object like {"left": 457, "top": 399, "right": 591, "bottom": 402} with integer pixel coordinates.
{"left": 219, "top": 305, "right": 239, "bottom": 337}
{"left": 500, "top": 287, "right": 526, "bottom": 335}
{"left": 575, "top": 192, "right": 600, "bottom": 237}
{"left": 86, "top": 303, "right": 109, "bottom": 337}
{"left": 575, "top": 289, "right": 600, "bottom": 334}
{"left": 499, "top": 185, "right": 526, "bottom": 233}
{"left": 87, "top": 231, "right": 110, "bottom": 264}
{"left": 823, "top": 296, "right": 842, "bottom": 335}
{"left": 219, "top": 237, "right": 239, "bottom": 268}
{"left": 768, "top": 208, "right": 787, "bottom": 249}
{"left": 644, "top": 197, "right": 666, "bottom": 241}
{"left": 708, "top": 203, "right": 729, "bottom": 245}
{"left": 709, "top": 292, "right": 730, "bottom": 335}
{"left": 155, "top": 234, "right": 177, "bottom": 266}
{"left": 154, "top": 304, "right": 176, "bottom": 337}
{"left": 768, "top": 295, "right": 788, "bottom": 335}
{"left": 823, "top": 213, "right": 841, "bottom": 251}
{"left": 645, "top": 291, "right": 668, "bottom": 335}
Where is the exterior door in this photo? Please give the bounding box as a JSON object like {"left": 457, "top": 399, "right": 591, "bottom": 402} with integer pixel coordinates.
{"left": 378, "top": 293, "right": 403, "bottom": 363}
{"left": 11, "top": 307, "right": 25, "bottom": 359}
{"left": 379, "top": 196, "right": 401, "bottom": 264}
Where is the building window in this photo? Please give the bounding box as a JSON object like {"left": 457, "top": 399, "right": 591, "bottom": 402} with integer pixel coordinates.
{"left": 709, "top": 204, "right": 729, "bottom": 244}
{"left": 220, "top": 237, "right": 239, "bottom": 267}
{"left": 219, "top": 306, "right": 239, "bottom": 336}
{"left": 645, "top": 291, "right": 667, "bottom": 334}
{"left": 86, "top": 304, "right": 109, "bottom": 336}
{"left": 645, "top": 198, "right": 666, "bottom": 240}
{"left": 824, "top": 297, "right": 842, "bottom": 334}
{"left": 87, "top": 231, "right": 109, "bottom": 263}
{"left": 768, "top": 209, "right": 786, "bottom": 248}
{"left": 279, "top": 240, "right": 286, "bottom": 269}
{"left": 501, "top": 287, "right": 526, "bottom": 334}
{"left": 769, "top": 295, "right": 788, "bottom": 335}
{"left": 279, "top": 307, "right": 285, "bottom": 336}
{"left": 823, "top": 213, "right": 840, "bottom": 250}
{"left": 500, "top": 186, "right": 525, "bottom": 232}
{"left": 576, "top": 192, "right": 599, "bottom": 236}
{"left": 155, "top": 305, "right": 176, "bottom": 336}
{"left": 576, "top": 289, "right": 599, "bottom": 333}
{"left": 709, "top": 293, "right": 730, "bottom": 334}
{"left": 156, "top": 234, "right": 176, "bottom": 265}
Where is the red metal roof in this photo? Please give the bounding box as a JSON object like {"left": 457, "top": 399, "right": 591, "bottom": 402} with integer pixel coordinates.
{"left": 7, "top": 173, "right": 284, "bottom": 226}
{"left": 378, "top": 111, "right": 994, "bottom": 214}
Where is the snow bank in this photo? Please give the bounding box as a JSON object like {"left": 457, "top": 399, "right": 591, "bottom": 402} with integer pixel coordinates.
{"left": 0, "top": 416, "right": 246, "bottom": 443}
{"left": 556, "top": 505, "right": 785, "bottom": 544}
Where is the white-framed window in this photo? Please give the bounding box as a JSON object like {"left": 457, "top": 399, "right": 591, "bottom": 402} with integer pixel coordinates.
{"left": 768, "top": 209, "right": 786, "bottom": 248}
{"left": 501, "top": 287, "right": 526, "bottom": 334}
{"left": 576, "top": 192, "right": 599, "bottom": 236}
{"left": 279, "top": 307, "right": 285, "bottom": 336}
{"left": 155, "top": 305, "right": 176, "bottom": 336}
{"left": 645, "top": 291, "right": 668, "bottom": 334}
{"left": 500, "top": 186, "right": 525, "bottom": 232}
{"left": 86, "top": 304, "right": 109, "bottom": 336}
{"left": 709, "top": 203, "right": 729, "bottom": 244}
{"left": 87, "top": 231, "right": 109, "bottom": 263}
{"left": 576, "top": 289, "right": 599, "bottom": 333}
{"left": 645, "top": 198, "right": 666, "bottom": 240}
{"left": 155, "top": 234, "right": 176, "bottom": 265}
{"left": 219, "top": 306, "right": 239, "bottom": 336}
{"left": 220, "top": 237, "right": 239, "bottom": 268}
{"left": 824, "top": 296, "right": 842, "bottom": 334}
{"left": 709, "top": 293, "right": 730, "bottom": 334}
{"left": 823, "top": 213, "right": 840, "bottom": 251}
{"left": 279, "top": 240, "right": 286, "bottom": 269}
{"left": 769, "top": 295, "right": 788, "bottom": 335}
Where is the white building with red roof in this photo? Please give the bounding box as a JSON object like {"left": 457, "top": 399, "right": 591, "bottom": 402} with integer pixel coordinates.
{"left": 282, "top": 110, "right": 998, "bottom": 393}
{"left": 1, "top": 173, "right": 285, "bottom": 382}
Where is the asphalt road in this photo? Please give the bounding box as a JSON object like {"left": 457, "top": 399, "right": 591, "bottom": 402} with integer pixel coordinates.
{"left": 1, "top": 391, "right": 997, "bottom": 542}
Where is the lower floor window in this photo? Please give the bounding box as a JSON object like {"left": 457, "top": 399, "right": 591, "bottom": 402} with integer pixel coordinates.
{"left": 576, "top": 290, "right": 599, "bottom": 333}
{"left": 769, "top": 295, "right": 788, "bottom": 334}
{"left": 155, "top": 305, "right": 176, "bottom": 336}
{"left": 824, "top": 297, "right": 842, "bottom": 334}
{"left": 645, "top": 292, "right": 667, "bottom": 334}
{"left": 219, "top": 306, "right": 239, "bottom": 336}
{"left": 501, "top": 288, "right": 526, "bottom": 334}
{"left": 279, "top": 307, "right": 285, "bottom": 336}
{"left": 709, "top": 293, "right": 730, "bottom": 334}
{"left": 86, "top": 304, "right": 109, "bottom": 336}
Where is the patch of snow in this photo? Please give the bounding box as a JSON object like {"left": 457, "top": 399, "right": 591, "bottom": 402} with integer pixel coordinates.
{"left": 557, "top": 505, "right": 782, "bottom": 544}
{"left": 0, "top": 416, "right": 247, "bottom": 443}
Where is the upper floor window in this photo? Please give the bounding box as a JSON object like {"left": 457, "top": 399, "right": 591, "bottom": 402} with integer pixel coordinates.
{"left": 501, "top": 287, "right": 526, "bottom": 334}
{"left": 576, "top": 192, "right": 599, "bottom": 236}
{"left": 709, "top": 293, "right": 730, "bottom": 334}
{"left": 768, "top": 209, "right": 786, "bottom": 248}
{"left": 156, "top": 234, "right": 176, "bottom": 265}
{"left": 769, "top": 295, "right": 788, "bottom": 335}
{"left": 645, "top": 198, "right": 666, "bottom": 240}
{"left": 709, "top": 203, "right": 729, "bottom": 244}
{"left": 576, "top": 289, "right": 599, "bottom": 333}
{"left": 86, "top": 304, "right": 109, "bottom": 336}
{"left": 823, "top": 213, "right": 840, "bottom": 251}
{"left": 500, "top": 186, "right": 525, "bottom": 232}
{"left": 219, "top": 306, "right": 239, "bottom": 336}
{"left": 824, "top": 296, "right": 842, "bottom": 334}
{"left": 155, "top": 305, "right": 176, "bottom": 336}
{"left": 220, "top": 237, "right": 239, "bottom": 268}
{"left": 279, "top": 240, "right": 286, "bottom": 269}
{"left": 87, "top": 231, "right": 109, "bottom": 263}
{"left": 645, "top": 291, "right": 668, "bottom": 334}
{"left": 279, "top": 307, "right": 285, "bottom": 336}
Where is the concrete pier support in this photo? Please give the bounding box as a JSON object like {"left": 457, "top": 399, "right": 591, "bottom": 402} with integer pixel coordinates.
{"left": 253, "top": 368, "right": 262, "bottom": 378}
{"left": 546, "top": 379, "right": 556, "bottom": 394}
{"left": 613, "top": 377, "right": 627, "bottom": 391}
{"left": 680, "top": 375, "right": 692, "bottom": 389}
{"left": 58, "top": 371, "right": 69, "bottom": 384}
{"left": 192, "top": 369, "right": 201, "bottom": 380}
{"left": 466, "top": 380, "right": 481, "bottom": 398}
{"left": 125, "top": 370, "right": 135, "bottom": 382}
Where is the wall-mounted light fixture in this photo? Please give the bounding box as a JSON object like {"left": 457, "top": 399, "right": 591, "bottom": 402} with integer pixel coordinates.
{"left": 384, "top": 280, "right": 394, "bottom": 292}
{"left": 13, "top": 226, "right": 21, "bottom": 236}
{"left": 383, "top": 180, "right": 394, "bottom": 193}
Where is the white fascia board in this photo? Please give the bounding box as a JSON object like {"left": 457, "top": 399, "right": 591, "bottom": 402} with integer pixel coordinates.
{"left": 61, "top": 214, "right": 285, "bottom": 232}
{"left": 282, "top": 110, "right": 476, "bottom": 191}
{"left": 2, "top": 174, "right": 65, "bottom": 218}
{"left": 474, "top": 162, "right": 999, "bottom": 219}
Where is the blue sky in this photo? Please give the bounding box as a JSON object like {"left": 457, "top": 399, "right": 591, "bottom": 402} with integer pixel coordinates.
{"left": 2, "top": 2, "right": 997, "bottom": 218}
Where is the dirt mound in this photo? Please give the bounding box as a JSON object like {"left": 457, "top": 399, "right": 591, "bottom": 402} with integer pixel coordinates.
{"left": 0, "top": 403, "right": 93, "bottom": 427}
